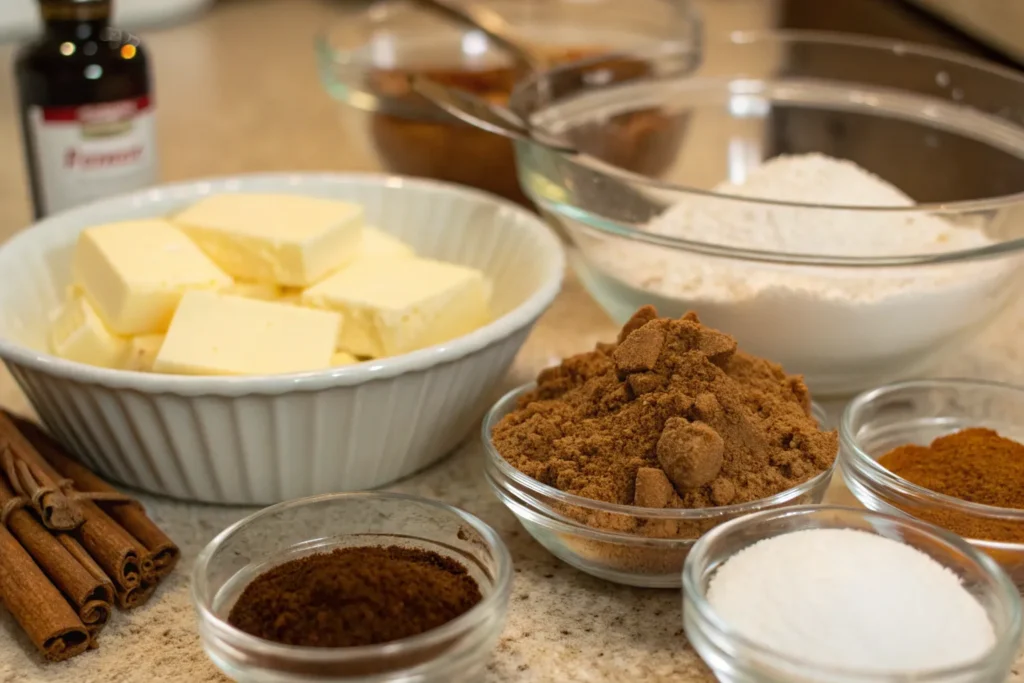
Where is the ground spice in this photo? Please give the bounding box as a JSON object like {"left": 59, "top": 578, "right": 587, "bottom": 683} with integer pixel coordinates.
{"left": 878, "top": 428, "right": 1024, "bottom": 543}
{"left": 227, "top": 546, "right": 482, "bottom": 648}
{"left": 491, "top": 307, "right": 837, "bottom": 536}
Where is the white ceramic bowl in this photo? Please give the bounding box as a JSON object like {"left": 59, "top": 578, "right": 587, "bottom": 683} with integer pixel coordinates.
{"left": 0, "top": 173, "right": 564, "bottom": 504}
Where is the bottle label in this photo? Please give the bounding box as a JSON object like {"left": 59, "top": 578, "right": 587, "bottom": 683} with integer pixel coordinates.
{"left": 28, "top": 95, "right": 159, "bottom": 216}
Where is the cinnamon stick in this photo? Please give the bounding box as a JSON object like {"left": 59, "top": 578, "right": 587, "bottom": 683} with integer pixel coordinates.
{"left": 0, "top": 524, "right": 90, "bottom": 661}
{"left": 0, "top": 476, "right": 113, "bottom": 639}
{"left": 0, "top": 413, "right": 82, "bottom": 530}
{"left": 16, "top": 420, "right": 180, "bottom": 578}
{"left": 73, "top": 501, "right": 147, "bottom": 593}
{"left": 54, "top": 534, "right": 115, "bottom": 637}
{"left": 0, "top": 414, "right": 149, "bottom": 593}
{"left": 117, "top": 580, "right": 157, "bottom": 610}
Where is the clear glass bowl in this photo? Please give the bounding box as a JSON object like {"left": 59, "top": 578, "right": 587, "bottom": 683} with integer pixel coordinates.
{"left": 683, "top": 505, "right": 1023, "bottom": 683}
{"left": 192, "top": 492, "right": 513, "bottom": 682}
{"left": 481, "top": 384, "right": 835, "bottom": 588}
{"left": 840, "top": 379, "right": 1024, "bottom": 590}
{"left": 510, "top": 32, "right": 1024, "bottom": 396}
{"left": 315, "top": 0, "right": 701, "bottom": 206}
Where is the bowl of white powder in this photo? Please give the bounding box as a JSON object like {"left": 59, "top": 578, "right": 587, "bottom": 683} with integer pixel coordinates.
{"left": 682, "top": 505, "right": 1022, "bottom": 682}
{"left": 510, "top": 32, "right": 1024, "bottom": 396}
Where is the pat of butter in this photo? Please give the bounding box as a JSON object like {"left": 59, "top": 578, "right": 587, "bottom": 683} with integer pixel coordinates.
{"left": 50, "top": 294, "right": 128, "bottom": 368}
{"left": 174, "top": 194, "right": 364, "bottom": 287}
{"left": 122, "top": 334, "right": 165, "bottom": 372}
{"left": 331, "top": 351, "right": 359, "bottom": 366}
{"left": 302, "top": 257, "right": 491, "bottom": 358}
{"left": 222, "top": 280, "right": 282, "bottom": 301}
{"left": 361, "top": 227, "right": 415, "bottom": 260}
{"left": 73, "top": 219, "right": 233, "bottom": 336}
{"left": 154, "top": 291, "right": 342, "bottom": 376}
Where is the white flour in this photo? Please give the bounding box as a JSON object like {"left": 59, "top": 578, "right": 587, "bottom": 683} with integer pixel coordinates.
{"left": 705, "top": 529, "right": 997, "bottom": 674}
{"left": 587, "top": 154, "right": 1013, "bottom": 394}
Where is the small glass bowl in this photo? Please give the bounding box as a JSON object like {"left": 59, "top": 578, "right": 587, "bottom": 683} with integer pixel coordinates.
{"left": 482, "top": 383, "right": 835, "bottom": 587}
{"left": 683, "top": 505, "right": 1023, "bottom": 683}
{"left": 316, "top": 0, "right": 701, "bottom": 206}
{"left": 841, "top": 378, "right": 1024, "bottom": 590}
{"left": 192, "top": 492, "right": 513, "bottom": 682}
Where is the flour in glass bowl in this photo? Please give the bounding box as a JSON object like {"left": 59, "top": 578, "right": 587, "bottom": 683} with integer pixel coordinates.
{"left": 587, "top": 153, "right": 1014, "bottom": 394}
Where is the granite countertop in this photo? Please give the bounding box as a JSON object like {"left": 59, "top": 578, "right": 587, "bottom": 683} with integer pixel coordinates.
{"left": 0, "top": 1, "right": 1022, "bottom": 681}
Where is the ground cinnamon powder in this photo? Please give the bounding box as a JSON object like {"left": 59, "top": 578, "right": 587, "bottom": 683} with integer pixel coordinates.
{"left": 878, "top": 428, "right": 1024, "bottom": 543}
{"left": 492, "top": 307, "right": 837, "bottom": 533}
{"left": 227, "top": 546, "right": 482, "bottom": 648}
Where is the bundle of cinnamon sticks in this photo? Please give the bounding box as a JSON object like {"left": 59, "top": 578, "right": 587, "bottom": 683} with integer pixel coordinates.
{"left": 0, "top": 411, "right": 179, "bottom": 662}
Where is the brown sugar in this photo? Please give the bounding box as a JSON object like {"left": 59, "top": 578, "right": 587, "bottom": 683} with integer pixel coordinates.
{"left": 491, "top": 307, "right": 837, "bottom": 532}
{"left": 227, "top": 546, "right": 482, "bottom": 648}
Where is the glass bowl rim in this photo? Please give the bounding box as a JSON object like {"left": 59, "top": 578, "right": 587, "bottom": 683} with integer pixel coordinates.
{"left": 682, "top": 504, "right": 1024, "bottom": 680}
{"left": 191, "top": 491, "right": 514, "bottom": 665}
{"left": 482, "top": 382, "right": 837, "bottom": 533}
{"left": 511, "top": 29, "right": 1024, "bottom": 267}
{"left": 841, "top": 377, "right": 1024, "bottom": 525}
{"left": 314, "top": 0, "right": 701, "bottom": 125}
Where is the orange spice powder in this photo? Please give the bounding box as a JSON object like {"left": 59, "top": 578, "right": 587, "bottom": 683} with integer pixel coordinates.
{"left": 878, "top": 428, "right": 1024, "bottom": 543}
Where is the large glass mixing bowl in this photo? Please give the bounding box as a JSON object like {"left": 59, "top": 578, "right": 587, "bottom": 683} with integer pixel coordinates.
{"left": 510, "top": 32, "right": 1024, "bottom": 396}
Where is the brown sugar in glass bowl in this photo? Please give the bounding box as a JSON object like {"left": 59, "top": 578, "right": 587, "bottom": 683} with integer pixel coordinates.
{"left": 192, "top": 492, "right": 513, "bottom": 682}
{"left": 479, "top": 305, "right": 839, "bottom": 589}
{"left": 316, "top": 0, "right": 700, "bottom": 206}
{"left": 840, "top": 378, "right": 1024, "bottom": 590}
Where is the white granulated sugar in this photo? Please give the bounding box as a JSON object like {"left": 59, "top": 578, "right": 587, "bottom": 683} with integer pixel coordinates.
{"left": 591, "top": 153, "right": 1012, "bottom": 393}
{"left": 706, "top": 529, "right": 997, "bottom": 673}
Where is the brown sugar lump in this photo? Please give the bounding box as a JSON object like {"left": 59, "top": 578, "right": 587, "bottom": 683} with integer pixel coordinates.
{"left": 491, "top": 307, "right": 838, "bottom": 521}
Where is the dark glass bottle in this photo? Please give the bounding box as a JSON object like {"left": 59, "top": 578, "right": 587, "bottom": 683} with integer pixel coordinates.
{"left": 15, "top": 0, "right": 159, "bottom": 219}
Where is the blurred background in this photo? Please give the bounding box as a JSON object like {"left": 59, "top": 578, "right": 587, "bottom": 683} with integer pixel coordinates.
{"left": 0, "top": 0, "right": 1022, "bottom": 234}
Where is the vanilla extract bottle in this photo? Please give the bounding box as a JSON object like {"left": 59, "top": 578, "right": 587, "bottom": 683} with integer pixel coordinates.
{"left": 15, "top": 0, "right": 159, "bottom": 219}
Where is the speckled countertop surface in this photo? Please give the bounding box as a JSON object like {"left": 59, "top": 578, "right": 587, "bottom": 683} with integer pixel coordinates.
{"left": 0, "top": 1, "right": 1022, "bottom": 681}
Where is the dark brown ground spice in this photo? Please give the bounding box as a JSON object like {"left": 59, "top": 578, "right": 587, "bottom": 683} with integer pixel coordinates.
{"left": 227, "top": 546, "right": 483, "bottom": 648}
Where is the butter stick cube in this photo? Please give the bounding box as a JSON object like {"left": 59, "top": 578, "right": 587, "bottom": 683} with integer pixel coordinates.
{"left": 361, "top": 227, "right": 415, "bottom": 260}
{"left": 331, "top": 351, "right": 360, "bottom": 366}
{"left": 174, "top": 194, "right": 364, "bottom": 287}
{"left": 222, "top": 280, "right": 283, "bottom": 301}
{"left": 122, "top": 334, "right": 165, "bottom": 372}
{"left": 302, "top": 257, "right": 491, "bottom": 358}
{"left": 73, "top": 219, "right": 233, "bottom": 335}
{"left": 50, "top": 294, "right": 128, "bottom": 368}
{"left": 154, "top": 291, "right": 342, "bottom": 376}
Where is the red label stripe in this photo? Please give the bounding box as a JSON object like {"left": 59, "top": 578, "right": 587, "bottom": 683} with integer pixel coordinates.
{"left": 42, "top": 95, "right": 152, "bottom": 123}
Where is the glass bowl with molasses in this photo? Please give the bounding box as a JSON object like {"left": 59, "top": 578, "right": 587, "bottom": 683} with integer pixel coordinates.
{"left": 482, "top": 307, "right": 839, "bottom": 588}
{"left": 315, "top": 0, "right": 700, "bottom": 207}
{"left": 192, "top": 492, "right": 512, "bottom": 682}
{"left": 840, "top": 378, "right": 1024, "bottom": 590}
